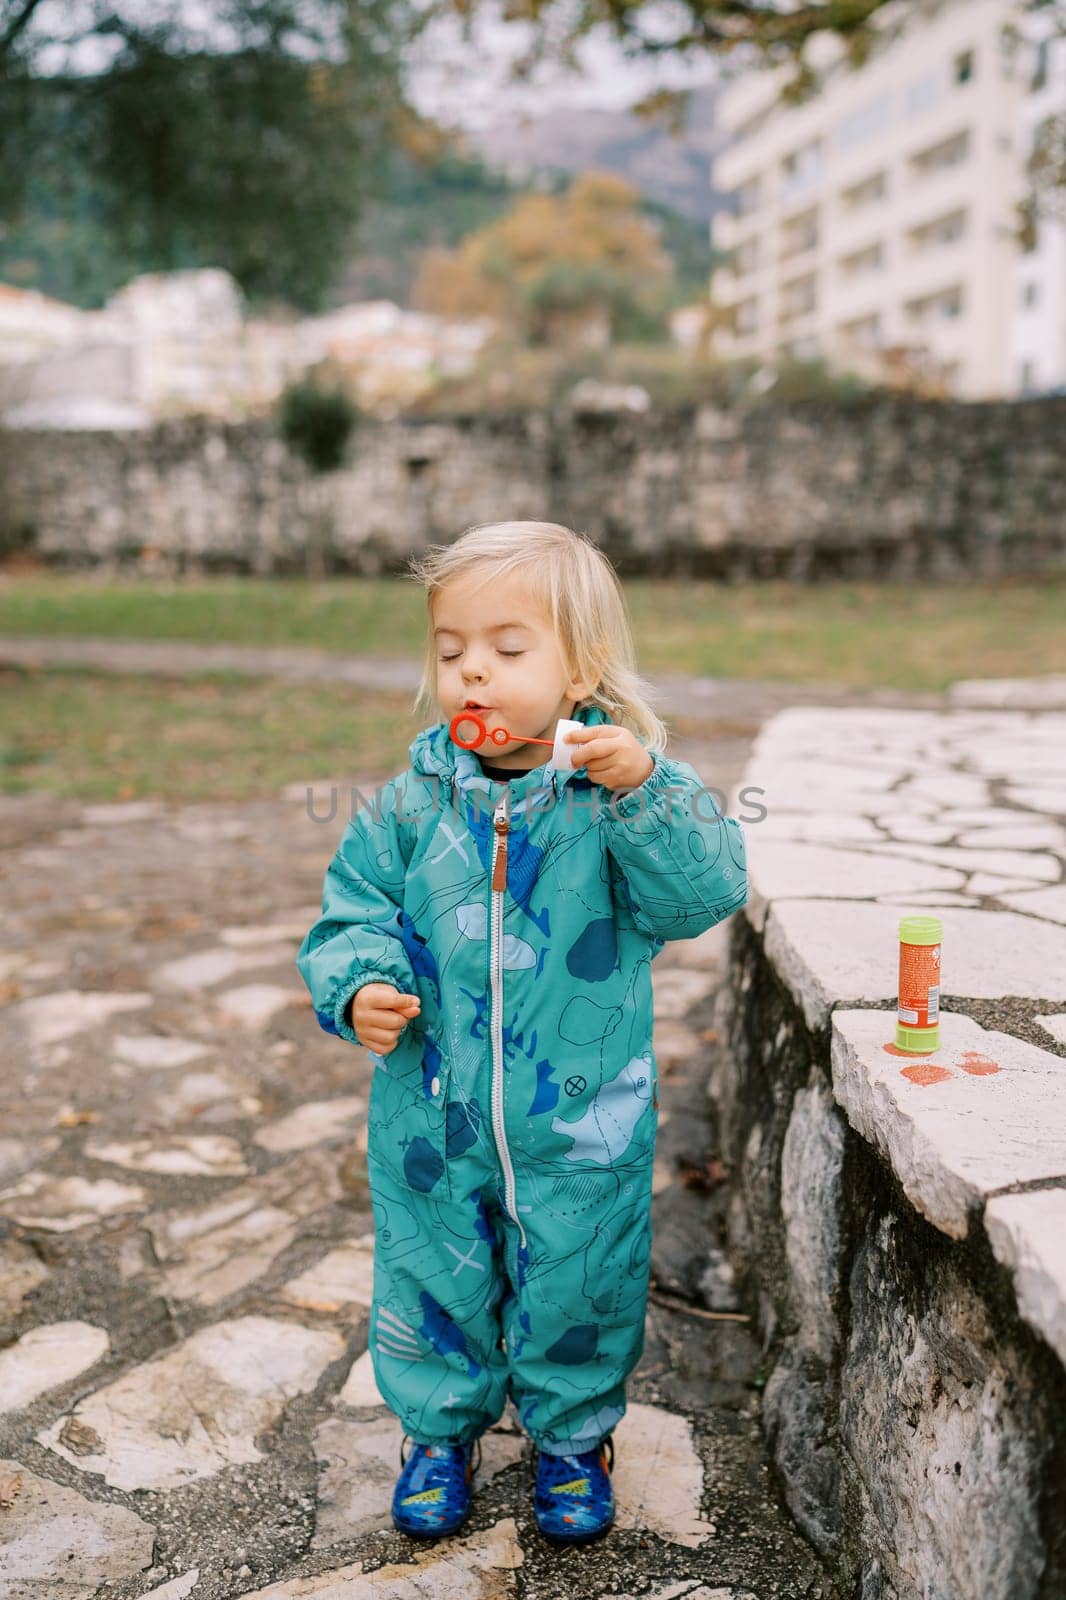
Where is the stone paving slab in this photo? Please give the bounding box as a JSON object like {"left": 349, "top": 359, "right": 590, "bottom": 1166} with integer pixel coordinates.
{"left": 0, "top": 1322, "right": 110, "bottom": 1414}
{"left": 948, "top": 675, "right": 1066, "bottom": 710}
{"left": 984, "top": 1189, "right": 1066, "bottom": 1366}
{"left": 831, "top": 1009, "right": 1066, "bottom": 1240}
{"left": 0, "top": 1172, "right": 149, "bottom": 1231}
{"left": 763, "top": 900, "right": 1066, "bottom": 1035}
{"left": 36, "top": 1316, "right": 345, "bottom": 1491}
{"left": 145, "top": 1149, "right": 345, "bottom": 1306}
{"left": 0, "top": 1458, "right": 155, "bottom": 1599}
{"left": 1036, "top": 1013, "right": 1066, "bottom": 1045}
{"left": 280, "top": 1238, "right": 375, "bottom": 1315}
{"left": 142, "top": 1574, "right": 200, "bottom": 1600}
{"left": 241, "top": 1518, "right": 525, "bottom": 1597}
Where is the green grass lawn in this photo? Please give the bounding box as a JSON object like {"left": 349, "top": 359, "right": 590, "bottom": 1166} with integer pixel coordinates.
{"left": 0, "top": 667, "right": 420, "bottom": 803}
{"left": 1, "top": 574, "right": 1063, "bottom": 803}
{"left": 1, "top": 573, "right": 1063, "bottom": 690}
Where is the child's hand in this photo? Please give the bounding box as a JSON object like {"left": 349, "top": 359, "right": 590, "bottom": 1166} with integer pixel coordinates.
{"left": 565, "top": 726, "right": 655, "bottom": 791}
{"left": 351, "top": 984, "right": 421, "bottom": 1055}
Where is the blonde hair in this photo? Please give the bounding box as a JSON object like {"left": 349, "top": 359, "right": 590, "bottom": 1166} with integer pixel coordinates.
{"left": 407, "top": 520, "right": 669, "bottom": 752}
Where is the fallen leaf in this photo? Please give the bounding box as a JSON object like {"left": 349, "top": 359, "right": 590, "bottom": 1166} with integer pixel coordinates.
{"left": 677, "top": 1154, "right": 728, "bottom": 1192}
{"left": 58, "top": 1415, "right": 105, "bottom": 1456}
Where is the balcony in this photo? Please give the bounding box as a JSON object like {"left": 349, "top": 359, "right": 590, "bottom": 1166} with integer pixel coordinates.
{"left": 777, "top": 272, "right": 819, "bottom": 326}
{"left": 905, "top": 207, "right": 968, "bottom": 255}
{"left": 893, "top": 232, "right": 974, "bottom": 304}
{"left": 838, "top": 239, "right": 885, "bottom": 280}
{"left": 779, "top": 140, "right": 824, "bottom": 208}
{"left": 778, "top": 206, "right": 820, "bottom": 264}
{"left": 902, "top": 283, "right": 966, "bottom": 342}
{"left": 829, "top": 271, "right": 888, "bottom": 325}
{"left": 908, "top": 127, "right": 971, "bottom": 180}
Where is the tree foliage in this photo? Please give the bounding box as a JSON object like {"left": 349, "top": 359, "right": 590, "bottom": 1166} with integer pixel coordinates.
{"left": 333, "top": 135, "right": 521, "bottom": 307}
{"left": 430, "top": 0, "right": 1063, "bottom": 65}
{"left": 0, "top": 0, "right": 409, "bottom": 309}
{"left": 413, "top": 171, "right": 675, "bottom": 344}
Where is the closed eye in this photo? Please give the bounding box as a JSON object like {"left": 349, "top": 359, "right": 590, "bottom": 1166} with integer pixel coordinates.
{"left": 438, "top": 650, "right": 525, "bottom": 661}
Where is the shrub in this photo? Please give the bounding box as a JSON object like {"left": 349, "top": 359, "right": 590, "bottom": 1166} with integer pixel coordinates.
{"left": 279, "top": 374, "right": 358, "bottom": 472}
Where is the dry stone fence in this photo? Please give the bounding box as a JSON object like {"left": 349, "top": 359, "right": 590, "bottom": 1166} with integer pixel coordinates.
{"left": 2, "top": 395, "right": 1064, "bottom": 581}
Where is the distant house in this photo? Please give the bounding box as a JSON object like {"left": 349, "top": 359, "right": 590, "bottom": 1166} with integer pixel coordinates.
{"left": 0, "top": 284, "right": 89, "bottom": 365}
{"left": 0, "top": 269, "right": 493, "bottom": 428}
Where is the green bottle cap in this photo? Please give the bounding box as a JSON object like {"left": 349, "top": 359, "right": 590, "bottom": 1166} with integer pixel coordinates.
{"left": 895, "top": 1021, "right": 941, "bottom": 1053}
{"left": 899, "top": 915, "right": 942, "bottom": 945}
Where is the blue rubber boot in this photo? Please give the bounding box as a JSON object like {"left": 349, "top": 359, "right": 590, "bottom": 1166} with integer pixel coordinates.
{"left": 533, "top": 1437, "right": 615, "bottom": 1545}
{"left": 391, "top": 1437, "right": 481, "bottom": 1537}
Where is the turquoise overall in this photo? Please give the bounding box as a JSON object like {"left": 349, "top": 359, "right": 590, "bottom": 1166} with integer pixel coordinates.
{"left": 296, "top": 705, "right": 748, "bottom": 1452}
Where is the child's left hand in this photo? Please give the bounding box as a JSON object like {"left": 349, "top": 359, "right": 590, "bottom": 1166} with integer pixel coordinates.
{"left": 565, "top": 726, "right": 655, "bottom": 791}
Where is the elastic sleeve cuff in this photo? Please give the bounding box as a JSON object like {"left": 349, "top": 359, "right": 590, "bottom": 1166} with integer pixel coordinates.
{"left": 605, "top": 749, "right": 677, "bottom": 819}
{"left": 334, "top": 970, "right": 411, "bottom": 1045}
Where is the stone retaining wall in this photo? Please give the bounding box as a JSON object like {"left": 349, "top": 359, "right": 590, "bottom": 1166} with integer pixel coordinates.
{"left": 2, "top": 396, "right": 1064, "bottom": 580}
{"left": 714, "top": 702, "right": 1066, "bottom": 1600}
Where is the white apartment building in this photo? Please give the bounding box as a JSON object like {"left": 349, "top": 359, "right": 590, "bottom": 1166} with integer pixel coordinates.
{"left": 1011, "top": 9, "right": 1066, "bottom": 395}
{"left": 710, "top": 0, "right": 1066, "bottom": 399}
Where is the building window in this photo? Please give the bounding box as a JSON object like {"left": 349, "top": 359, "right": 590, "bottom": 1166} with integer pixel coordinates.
{"left": 839, "top": 312, "right": 882, "bottom": 350}
{"left": 733, "top": 297, "right": 759, "bottom": 335}
{"left": 905, "top": 284, "right": 964, "bottom": 325}
{"left": 907, "top": 68, "right": 944, "bottom": 116}
{"left": 909, "top": 129, "right": 970, "bottom": 176}
{"left": 839, "top": 240, "right": 885, "bottom": 278}
{"left": 836, "top": 91, "right": 893, "bottom": 150}
{"left": 840, "top": 170, "right": 888, "bottom": 210}
{"left": 779, "top": 206, "right": 819, "bottom": 260}
{"left": 732, "top": 236, "right": 760, "bottom": 277}
{"left": 734, "top": 175, "right": 761, "bottom": 218}
{"left": 906, "top": 208, "right": 968, "bottom": 252}
{"left": 1019, "top": 359, "right": 1037, "bottom": 392}
{"left": 780, "top": 140, "right": 823, "bottom": 199}
{"left": 1031, "top": 39, "right": 1049, "bottom": 92}
{"left": 1021, "top": 280, "right": 1040, "bottom": 308}
{"left": 953, "top": 49, "right": 975, "bottom": 85}
{"left": 779, "top": 273, "right": 818, "bottom": 321}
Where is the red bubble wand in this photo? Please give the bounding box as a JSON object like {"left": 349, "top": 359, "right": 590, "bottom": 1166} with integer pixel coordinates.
{"left": 448, "top": 710, "right": 584, "bottom": 769}
{"left": 449, "top": 711, "right": 555, "bottom": 751}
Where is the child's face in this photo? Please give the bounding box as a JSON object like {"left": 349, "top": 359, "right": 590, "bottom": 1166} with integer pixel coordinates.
{"left": 432, "top": 570, "right": 595, "bottom": 769}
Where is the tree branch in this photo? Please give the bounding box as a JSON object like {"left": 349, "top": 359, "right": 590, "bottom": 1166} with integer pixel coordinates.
{"left": 0, "top": 0, "right": 48, "bottom": 58}
{"left": 516, "top": 0, "right": 904, "bottom": 57}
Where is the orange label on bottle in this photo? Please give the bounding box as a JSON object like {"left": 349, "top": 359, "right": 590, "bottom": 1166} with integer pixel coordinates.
{"left": 898, "top": 941, "right": 941, "bottom": 1028}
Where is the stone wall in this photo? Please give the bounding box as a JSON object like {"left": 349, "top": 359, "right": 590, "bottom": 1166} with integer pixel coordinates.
{"left": 2, "top": 396, "right": 1064, "bottom": 580}
{"left": 713, "top": 702, "right": 1066, "bottom": 1600}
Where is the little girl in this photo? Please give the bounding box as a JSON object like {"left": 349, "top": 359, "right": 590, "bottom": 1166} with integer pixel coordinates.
{"left": 296, "top": 520, "right": 748, "bottom": 1545}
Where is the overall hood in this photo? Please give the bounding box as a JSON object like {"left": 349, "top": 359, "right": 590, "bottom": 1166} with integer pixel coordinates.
{"left": 408, "top": 703, "right": 613, "bottom": 807}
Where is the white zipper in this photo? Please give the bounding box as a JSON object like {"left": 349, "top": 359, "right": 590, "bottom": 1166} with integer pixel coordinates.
{"left": 489, "top": 790, "right": 526, "bottom": 1249}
